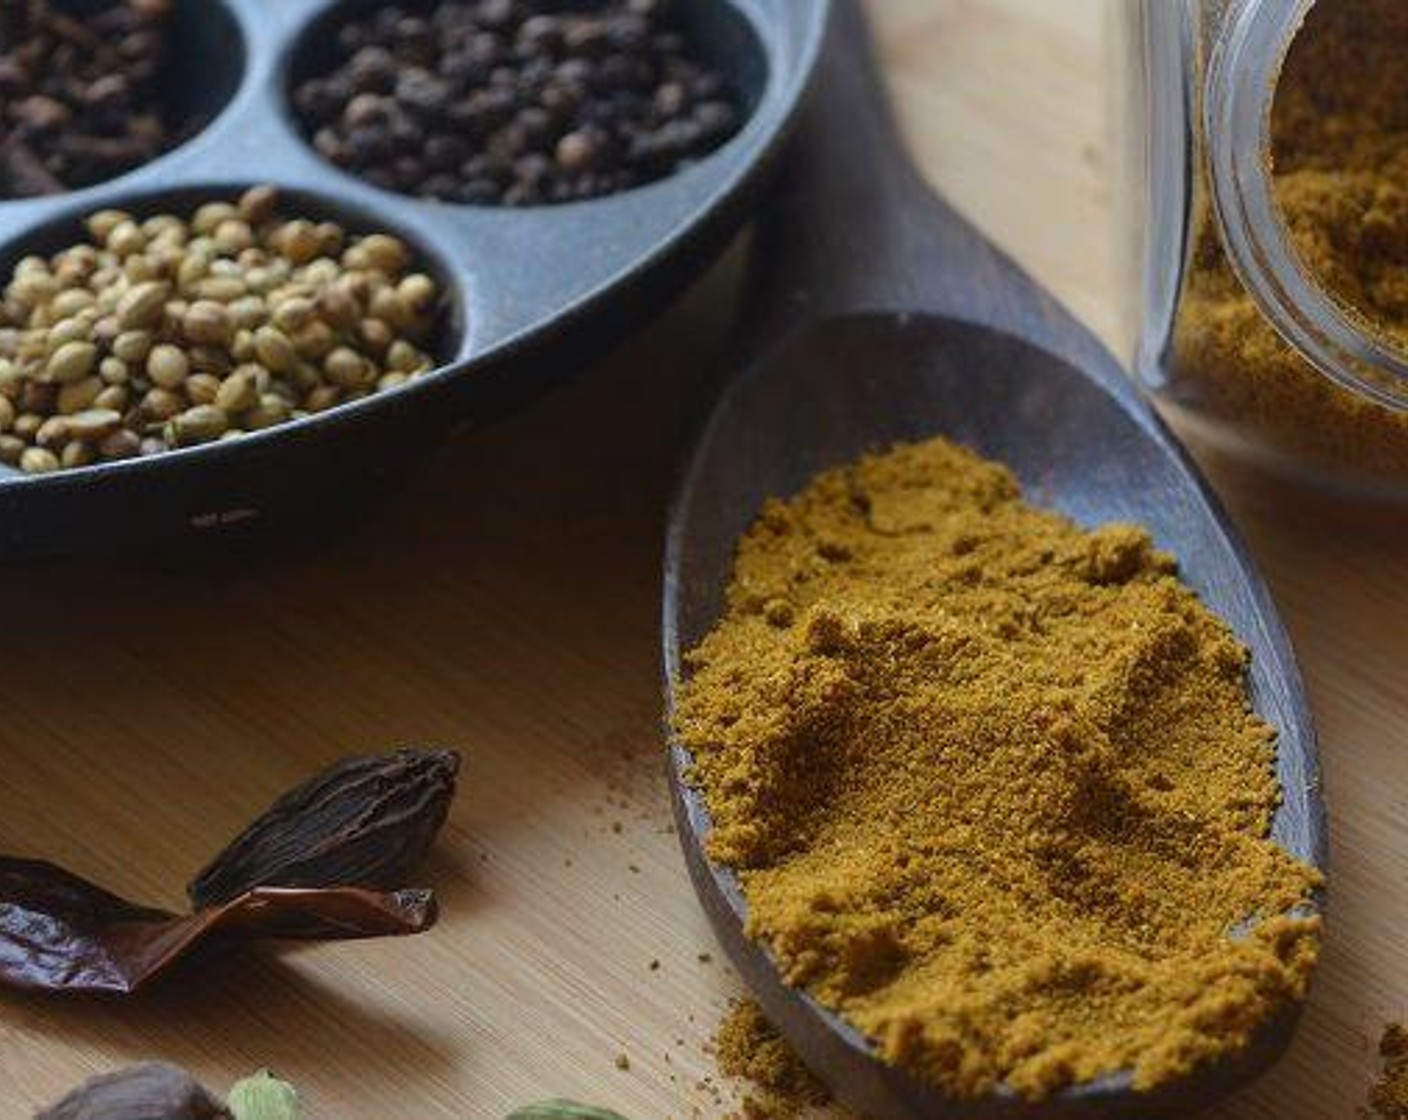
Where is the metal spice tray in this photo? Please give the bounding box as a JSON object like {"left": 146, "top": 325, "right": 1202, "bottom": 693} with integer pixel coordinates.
{"left": 0, "top": 0, "right": 829, "bottom": 558}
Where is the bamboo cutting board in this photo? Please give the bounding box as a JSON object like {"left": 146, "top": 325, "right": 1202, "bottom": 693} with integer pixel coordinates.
{"left": 0, "top": 2, "right": 1400, "bottom": 1117}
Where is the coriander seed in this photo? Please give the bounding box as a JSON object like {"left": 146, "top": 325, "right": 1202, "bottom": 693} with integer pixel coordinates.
{"left": 19, "top": 446, "right": 58, "bottom": 473}
{"left": 45, "top": 341, "right": 97, "bottom": 384}
{"left": 147, "top": 344, "right": 189, "bottom": 388}
{"left": 0, "top": 185, "right": 446, "bottom": 473}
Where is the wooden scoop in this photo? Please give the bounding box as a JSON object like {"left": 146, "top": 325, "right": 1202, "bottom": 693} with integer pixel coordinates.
{"left": 662, "top": 2, "right": 1326, "bottom": 1116}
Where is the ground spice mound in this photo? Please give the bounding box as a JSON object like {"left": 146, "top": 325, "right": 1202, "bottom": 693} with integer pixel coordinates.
{"left": 674, "top": 437, "right": 1322, "bottom": 1101}
{"left": 713, "top": 999, "right": 830, "bottom": 1119}
{"left": 1176, "top": 0, "right": 1408, "bottom": 477}
{"left": 1366, "top": 1024, "right": 1408, "bottom": 1119}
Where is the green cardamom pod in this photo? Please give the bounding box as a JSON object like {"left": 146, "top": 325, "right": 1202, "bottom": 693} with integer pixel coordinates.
{"left": 227, "top": 1071, "right": 298, "bottom": 1120}
{"left": 507, "top": 1102, "right": 630, "bottom": 1120}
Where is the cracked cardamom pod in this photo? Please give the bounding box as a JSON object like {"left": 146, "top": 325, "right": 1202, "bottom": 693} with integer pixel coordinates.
{"left": 228, "top": 1071, "right": 298, "bottom": 1120}
{"left": 37, "top": 1062, "right": 229, "bottom": 1120}
{"left": 507, "top": 1103, "right": 631, "bottom": 1119}
{"left": 189, "top": 747, "right": 461, "bottom": 908}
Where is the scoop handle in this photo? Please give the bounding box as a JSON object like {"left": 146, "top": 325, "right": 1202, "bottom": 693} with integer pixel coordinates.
{"left": 749, "top": 0, "right": 1096, "bottom": 367}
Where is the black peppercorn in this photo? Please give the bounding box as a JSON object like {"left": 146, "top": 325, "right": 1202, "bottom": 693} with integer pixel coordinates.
{"left": 292, "top": 0, "right": 745, "bottom": 207}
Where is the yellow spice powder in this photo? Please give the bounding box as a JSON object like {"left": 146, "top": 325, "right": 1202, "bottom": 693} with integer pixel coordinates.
{"left": 1366, "top": 1024, "right": 1408, "bottom": 1120}
{"left": 1176, "top": 0, "right": 1408, "bottom": 476}
{"left": 714, "top": 999, "right": 830, "bottom": 1119}
{"left": 674, "top": 436, "right": 1321, "bottom": 1101}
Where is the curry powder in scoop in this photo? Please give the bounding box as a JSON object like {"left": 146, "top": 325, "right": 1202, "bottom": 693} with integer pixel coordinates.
{"left": 673, "top": 436, "right": 1321, "bottom": 1100}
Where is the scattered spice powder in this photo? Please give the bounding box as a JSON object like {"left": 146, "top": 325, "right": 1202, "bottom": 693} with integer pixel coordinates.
{"left": 1175, "top": 0, "right": 1408, "bottom": 477}
{"left": 1366, "top": 1024, "right": 1408, "bottom": 1119}
{"left": 674, "top": 436, "right": 1322, "bottom": 1100}
{"left": 713, "top": 999, "right": 830, "bottom": 1120}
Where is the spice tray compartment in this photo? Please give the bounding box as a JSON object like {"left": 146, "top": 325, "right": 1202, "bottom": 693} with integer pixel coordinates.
{"left": 0, "top": 0, "right": 828, "bottom": 559}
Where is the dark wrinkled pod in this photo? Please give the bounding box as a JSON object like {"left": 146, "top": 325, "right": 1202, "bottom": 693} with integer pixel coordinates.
{"left": 37, "top": 1063, "right": 229, "bottom": 1120}
{"left": 188, "top": 747, "right": 461, "bottom": 908}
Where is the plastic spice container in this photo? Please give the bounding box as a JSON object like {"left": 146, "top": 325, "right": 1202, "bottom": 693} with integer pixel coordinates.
{"left": 1115, "top": 0, "right": 1408, "bottom": 495}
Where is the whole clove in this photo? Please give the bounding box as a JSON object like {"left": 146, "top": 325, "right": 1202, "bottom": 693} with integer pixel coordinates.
{"left": 0, "top": 0, "right": 185, "bottom": 198}
{"left": 190, "top": 747, "right": 460, "bottom": 909}
{"left": 36, "top": 1062, "right": 230, "bottom": 1120}
{"left": 292, "top": 0, "right": 745, "bottom": 206}
{"left": 0, "top": 747, "right": 459, "bottom": 996}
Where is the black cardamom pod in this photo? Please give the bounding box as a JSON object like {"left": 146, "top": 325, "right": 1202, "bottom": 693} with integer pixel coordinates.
{"left": 188, "top": 748, "right": 461, "bottom": 909}
{"left": 37, "top": 1062, "right": 229, "bottom": 1120}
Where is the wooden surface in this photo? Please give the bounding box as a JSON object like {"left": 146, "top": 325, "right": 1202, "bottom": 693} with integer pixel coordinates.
{"left": 0, "top": 2, "right": 1400, "bottom": 1117}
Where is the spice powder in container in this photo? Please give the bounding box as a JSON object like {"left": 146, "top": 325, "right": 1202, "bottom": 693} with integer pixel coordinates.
{"left": 1174, "top": 0, "right": 1408, "bottom": 478}
{"left": 672, "top": 436, "right": 1321, "bottom": 1100}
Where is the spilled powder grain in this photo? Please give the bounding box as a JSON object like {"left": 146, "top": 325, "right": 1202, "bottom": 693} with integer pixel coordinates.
{"left": 1366, "top": 1024, "right": 1408, "bottom": 1119}
{"left": 713, "top": 999, "right": 830, "bottom": 1119}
